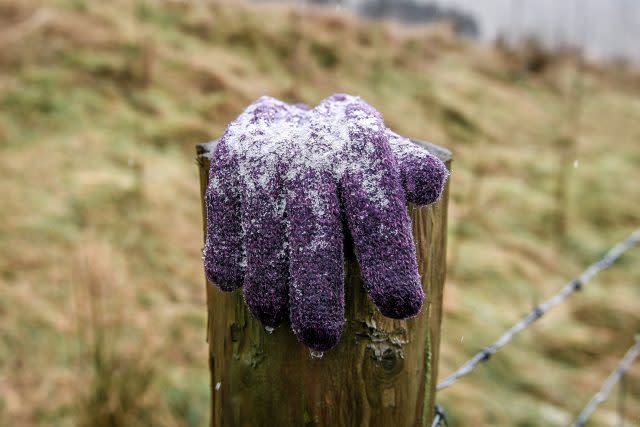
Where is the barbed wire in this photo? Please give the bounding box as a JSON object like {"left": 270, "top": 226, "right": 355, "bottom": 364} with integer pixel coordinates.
{"left": 430, "top": 405, "right": 449, "bottom": 427}
{"left": 570, "top": 336, "right": 640, "bottom": 427}
{"left": 616, "top": 369, "right": 628, "bottom": 427}
{"left": 437, "top": 228, "right": 640, "bottom": 391}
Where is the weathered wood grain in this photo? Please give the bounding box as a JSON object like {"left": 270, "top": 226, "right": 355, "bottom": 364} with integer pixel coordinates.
{"left": 197, "top": 140, "right": 451, "bottom": 427}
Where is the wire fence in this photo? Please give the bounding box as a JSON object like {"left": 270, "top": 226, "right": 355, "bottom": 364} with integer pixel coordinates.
{"left": 616, "top": 372, "right": 628, "bottom": 427}
{"left": 430, "top": 405, "right": 448, "bottom": 427}
{"left": 570, "top": 336, "right": 640, "bottom": 427}
{"left": 433, "top": 228, "right": 640, "bottom": 425}
{"left": 437, "top": 228, "right": 640, "bottom": 391}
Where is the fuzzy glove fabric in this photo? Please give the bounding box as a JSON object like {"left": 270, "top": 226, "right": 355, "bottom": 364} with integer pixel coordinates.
{"left": 204, "top": 94, "right": 449, "bottom": 352}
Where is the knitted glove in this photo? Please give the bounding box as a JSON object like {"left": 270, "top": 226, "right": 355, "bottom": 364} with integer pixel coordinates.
{"left": 204, "top": 95, "right": 448, "bottom": 352}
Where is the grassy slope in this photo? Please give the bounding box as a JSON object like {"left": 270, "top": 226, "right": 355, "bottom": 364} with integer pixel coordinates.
{"left": 0, "top": 0, "right": 639, "bottom": 425}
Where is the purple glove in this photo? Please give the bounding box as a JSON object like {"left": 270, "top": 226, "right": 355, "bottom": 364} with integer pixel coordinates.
{"left": 204, "top": 95, "right": 448, "bottom": 352}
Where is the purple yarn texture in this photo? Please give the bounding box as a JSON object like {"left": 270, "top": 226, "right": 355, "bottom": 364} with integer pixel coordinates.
{"left": 203, "top": 94, "right": 449, "bottom": 351}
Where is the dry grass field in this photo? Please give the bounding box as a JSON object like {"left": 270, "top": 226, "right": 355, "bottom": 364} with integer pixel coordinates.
{"left": 0, "top": 0, "right": 639, "bottom": 425}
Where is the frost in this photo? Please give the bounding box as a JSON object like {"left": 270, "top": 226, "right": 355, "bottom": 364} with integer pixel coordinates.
{"left": 205, "top": 94, "right": 446, "bottom": 351}
{"left": 220, "top": 95, "right": 393, "bottom": 258}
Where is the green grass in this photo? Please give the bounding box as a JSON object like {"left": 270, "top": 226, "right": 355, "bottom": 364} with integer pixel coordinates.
{"left": 1, "top": 0, "right": 639, "bottom": 425}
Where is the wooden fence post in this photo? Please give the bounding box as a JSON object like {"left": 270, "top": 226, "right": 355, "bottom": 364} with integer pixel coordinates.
{"left": 197, "top": 140, "right": 451, "bottom": 427}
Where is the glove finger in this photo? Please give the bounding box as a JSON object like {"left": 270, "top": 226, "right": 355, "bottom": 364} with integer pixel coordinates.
{"left": 216, "top": 97, "right": 294, "bottom": 328}
{"left": 387, "top": 130, "right": 449, "bottom": 206}
{"left": 241, "top": 160, "right": 290, "bottom": 328}
{"left": 285, "top": 100, "right": 356, "bottom": 351}
{"left": 204, "top": 138, "right": 245, "bottom": 291}
{"left": 287, "top": 168, "right": 345, "bottom": 350}
{"left": 340, "top": 100, "right": 425, "bottom": 319}
{"left": 204, "top": 97, "right": 284, "bottom": 292}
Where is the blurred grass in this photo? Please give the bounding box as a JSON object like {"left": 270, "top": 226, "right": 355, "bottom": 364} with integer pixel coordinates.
{"left": 0, "top": 0, "right": 639, "bottom": 426}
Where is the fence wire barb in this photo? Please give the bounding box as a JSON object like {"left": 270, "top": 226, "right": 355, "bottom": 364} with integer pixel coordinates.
{"left": 570, "top": 336, "right": 640, "bottom": 427}
{"left": 431, "top": 405, "right": 449, "bottom": 427}
{"left": 437, "top": 228, "right": 640, "bottom": 392}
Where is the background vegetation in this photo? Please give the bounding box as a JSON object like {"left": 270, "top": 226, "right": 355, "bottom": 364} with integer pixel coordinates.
{"left": 0, "top": 0, "right": 639, "bottom": 425}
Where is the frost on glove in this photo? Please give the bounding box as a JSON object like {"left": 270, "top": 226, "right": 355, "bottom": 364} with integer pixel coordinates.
{"left": 204, "top": 95, "right": 449, "bottom": 352}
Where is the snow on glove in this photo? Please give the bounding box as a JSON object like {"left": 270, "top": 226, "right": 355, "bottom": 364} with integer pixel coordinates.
{"left": 204, "top": 95, "right": 449, "bottom": 352}
{"left": 204, "top": 97, "right": 294, "bottom": 326}
{"left": 321, "top": 94, "right": 448, "bottom": 323}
